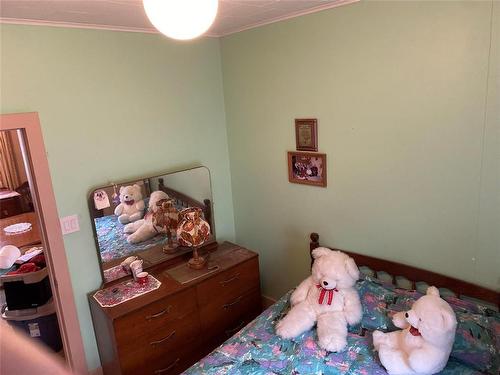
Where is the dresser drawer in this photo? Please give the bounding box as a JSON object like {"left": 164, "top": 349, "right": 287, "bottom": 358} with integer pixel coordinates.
{"left": 200, "top": 287, "right": 261, "bottom": 338}
{"left": 114, "top": 287, "right": 197, "bottom": 341}
{"left": 122, "top": 347, "right": 194, "bottom": 375}
{"left": 197, "top": 258, "right": 259, "bottom": 307}
{"left": 118, "top": 309, "right": 200, "bottom": 375}
{"left": 205, "top": 310, "right": 260, "bottom": 354}
{"left": 137, "top": 350, "right": 197, "bottom": 375}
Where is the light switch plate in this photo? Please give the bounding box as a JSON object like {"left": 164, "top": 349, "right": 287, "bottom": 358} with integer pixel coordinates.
{"left": 60, "top": 215, "right": 80, "bottom": 235}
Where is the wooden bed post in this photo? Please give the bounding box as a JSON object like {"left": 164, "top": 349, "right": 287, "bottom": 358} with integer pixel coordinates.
{"left": 309, "top": 232, "right": 320, "bottom": 268}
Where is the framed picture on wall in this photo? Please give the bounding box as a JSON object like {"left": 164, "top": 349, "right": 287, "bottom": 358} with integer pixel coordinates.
{"left": 287, "top": 151, "right": 327, "bottom": 187}
{"left": 295, "top": 118, "right": 318, "bottom": 151}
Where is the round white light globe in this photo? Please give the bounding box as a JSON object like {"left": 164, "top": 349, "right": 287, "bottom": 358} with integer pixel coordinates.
{"left": 143, "top": 0, "right": 218, "bottom": 40}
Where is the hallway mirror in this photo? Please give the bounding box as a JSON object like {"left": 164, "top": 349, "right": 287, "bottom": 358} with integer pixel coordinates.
{"left": 0, "top": 128, "right": 64, "bottom": 355}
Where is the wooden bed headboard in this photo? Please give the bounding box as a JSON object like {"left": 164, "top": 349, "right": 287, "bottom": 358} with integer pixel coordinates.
{"left": 309, "top": 232, "right": 499, "bottom": 308}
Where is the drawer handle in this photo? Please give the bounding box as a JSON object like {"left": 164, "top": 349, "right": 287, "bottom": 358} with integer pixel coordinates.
{"left": 146, "top": 305, "right": 171, "bottom": 320}
{"left": 177, "top": 312, "right": 189, "bottom": 320}
{"left": 150, "top": 330, "right": 176, "bottom": 346}
{"left": 153, "top": 358, "right": 180, "bottom": 374}
{"left": 225, "top": 320, "right": 245, "bottom": 336}
{"left": 223, "top": 295, "right": 242, "bottom": 309}
{"left": 220, "top": 273, "right": 240, "bottom": 286}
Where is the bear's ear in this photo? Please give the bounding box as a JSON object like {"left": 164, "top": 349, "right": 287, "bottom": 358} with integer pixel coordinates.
{"left": 345, "top": 257, "right": 359, "bottom": 281}
{"left": 119, "top": 186, "right": 125, "bottom": 194}
{"left": 426, "top": 286, "right": 440, "bottom": 297}
{"left": 133, "top": 184, "right": 140, "bottom": 192}
{"left": 439, "top": 308, "right": 456, "bottom": 331}
{"left": 312, "top": 247, "right": 331, "bottom": 259}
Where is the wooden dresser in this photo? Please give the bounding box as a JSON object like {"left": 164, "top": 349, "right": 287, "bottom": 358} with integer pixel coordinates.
{"left": 89, "top": 242, "right": 261, "bottom": 375}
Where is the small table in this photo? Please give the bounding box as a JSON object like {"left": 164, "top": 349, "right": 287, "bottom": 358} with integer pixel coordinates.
{"left": 0, "top": 211, "right": 42, "bottom": 248}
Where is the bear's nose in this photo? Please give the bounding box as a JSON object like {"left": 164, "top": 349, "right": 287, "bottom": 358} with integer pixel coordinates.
{"left": 405, "top": 312, "right": 409, "bottom": 318}
{"left": 322, "top": 281, "right": 328, "bottom": 286}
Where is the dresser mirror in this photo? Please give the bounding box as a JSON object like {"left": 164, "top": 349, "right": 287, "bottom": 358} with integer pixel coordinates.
{"left": 88, "top": 166, "right": 215, "bottom": 284}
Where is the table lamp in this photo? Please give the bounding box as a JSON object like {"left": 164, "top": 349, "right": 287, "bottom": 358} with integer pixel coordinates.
{"left": 176, "top": 207, "right": 210, "bottom": 269}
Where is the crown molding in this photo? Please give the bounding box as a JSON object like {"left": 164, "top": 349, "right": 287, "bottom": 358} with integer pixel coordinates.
{"left": 0, "top": 0, "right": 358, "bottom": 38}
{"left": 0, "top": 17, "right": 220, "bottom": 37}
{"left": 216, "top": 0, "right": 359, "bottom": 37}
{"left": 0, "top": 17, "right": 156, "bottom": 33}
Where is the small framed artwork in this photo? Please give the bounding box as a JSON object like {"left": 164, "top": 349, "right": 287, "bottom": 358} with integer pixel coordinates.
{"left": 295, "top": 118, "right": 318, "bottom": 151}
{"left": 288, "top": 151, "right": 327, "bottom": 187}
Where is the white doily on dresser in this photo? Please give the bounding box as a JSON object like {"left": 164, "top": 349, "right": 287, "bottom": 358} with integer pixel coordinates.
{"left": 3, "top": 222, "right": 32, "bottom": 236}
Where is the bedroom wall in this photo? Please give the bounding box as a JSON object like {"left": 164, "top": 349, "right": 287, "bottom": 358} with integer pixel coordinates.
{"left": 221, "top": 0, "right": 499, "bottom": 299}
{"left": 0, "top": 25, "right": 234, "bottom": 371}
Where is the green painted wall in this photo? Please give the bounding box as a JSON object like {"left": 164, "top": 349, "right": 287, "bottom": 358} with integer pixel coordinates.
{"left": 221, "top": 0, "right": 499, "bottom": 299}
{"left": 478, "top": 0, "right": 500, "bottom": 294}
{"left": 1, "top": 0, "right": 499, "bottom": 371}
{"left": 0, "top": 25, "right": 235, "bottom": 370}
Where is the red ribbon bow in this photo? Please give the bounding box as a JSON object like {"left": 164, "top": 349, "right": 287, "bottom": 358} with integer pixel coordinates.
{"left": 316, "top": 284, "right": 338, "bottom": 305}
{"left": 409, "top": 326, "right": 421, "bottom": 336}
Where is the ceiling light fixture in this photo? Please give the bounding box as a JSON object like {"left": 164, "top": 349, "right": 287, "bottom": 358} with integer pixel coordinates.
{"left": 143, "top": 0, "right": 218, "bottom": 41}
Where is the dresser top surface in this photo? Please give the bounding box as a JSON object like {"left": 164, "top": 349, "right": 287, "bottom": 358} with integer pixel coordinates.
{"left": 89, "top": 242, "right": 258, "bottom": 320}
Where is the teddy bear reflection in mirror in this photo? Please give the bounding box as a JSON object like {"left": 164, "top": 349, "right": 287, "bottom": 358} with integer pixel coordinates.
{"left": 124, "top": 190, "right": 169, "bottom": 244}
{"left": 373, "top": 286, "right": 457, "bottom": 375}
{"left": 113, "top": 184, "right": 145, "bottom": 224}
{"left": 276, "top": 247, "right": 362, "bottom": 352}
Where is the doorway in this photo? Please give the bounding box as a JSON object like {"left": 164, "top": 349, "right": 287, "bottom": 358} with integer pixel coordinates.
{"left": 1, "top": 126, "right": 66, "bottom": 353}
{"left": 0, "top": 113, "right": 86, "bottom": 374}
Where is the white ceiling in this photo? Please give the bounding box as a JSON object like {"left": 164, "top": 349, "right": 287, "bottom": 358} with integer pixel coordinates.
{"left": 0, "top": 0, "right": 357, "bottom": 37}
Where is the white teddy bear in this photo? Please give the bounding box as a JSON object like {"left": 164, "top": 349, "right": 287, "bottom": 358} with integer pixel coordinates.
{"left": 276, "top": 247, "right": 362, "bottom": 352}
{"left": 114, "top": 184, "right": 145, "bottom": 224}
{"left": 124, "top": 190, "right": 169, "bottom": 244}
{"left": 373, "top": 286, "right": 457, "bottom": 375}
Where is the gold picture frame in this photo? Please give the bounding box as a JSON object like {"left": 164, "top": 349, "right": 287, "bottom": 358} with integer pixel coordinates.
{"left": 295, "top": 118, "right": 318, "bottom": 152}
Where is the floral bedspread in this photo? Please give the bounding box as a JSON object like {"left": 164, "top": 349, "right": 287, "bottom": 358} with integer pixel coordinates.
{"left": 95, "top": 214, "right": 168, "bottom": 262}
{"left": 184, "top": 285, "right": 489, "bottom": 375}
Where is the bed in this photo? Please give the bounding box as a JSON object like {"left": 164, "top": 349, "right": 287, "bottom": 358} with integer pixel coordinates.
{"left": 93, "top": 178, "right": 212, "bottom": 263}
{"left": 184, "top": 233, "right": 499, "bottom": 375}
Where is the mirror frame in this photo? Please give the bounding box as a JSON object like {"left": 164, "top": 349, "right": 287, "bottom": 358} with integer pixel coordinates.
{"left": 87, "top": 166, "right": 216, "bottom": 285}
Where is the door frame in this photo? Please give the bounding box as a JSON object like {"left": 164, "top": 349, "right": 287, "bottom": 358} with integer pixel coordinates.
{"left": 0, "top": 112, "right": 87, "bottom": 374}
